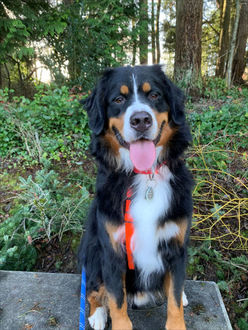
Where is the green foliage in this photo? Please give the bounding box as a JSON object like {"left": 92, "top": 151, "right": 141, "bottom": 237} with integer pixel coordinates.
{"left": 188, "top": 242, "right": 248, "bottom": 287}
{"left": 203, "top": 77, "right": 247, "bottom": 99}
{"left": 187, "top": 242, "right": 248, "bottom": 327}
{"left": 238, "top": 314, "right": 248, "bottom": 330}
{"left": 0, "top": 1, "right": 67, "bottom": 64}
{"left": 0, "top": 86, "right": 90, "bottom": 162}
{"left": 45, "top": 0, "right": 138, "bottom": 89}
{"left": 189, "top": 100, "right": 247, "bottom": 147}
{"left": 0, "top": 234, "right": 37, "bottom": 271}
{"left": 187, "top": 91, "right": 248, "bottom": 173}
{"left": 0, "top": 162, "right": 91, "bottom": 271}
{"left": 0, "top": 1, "right": 67, "bottom": 94}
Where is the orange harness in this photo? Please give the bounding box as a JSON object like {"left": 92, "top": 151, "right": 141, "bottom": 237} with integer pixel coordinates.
{"left": 124, "top": 189, "right": 135, "bottom": 270}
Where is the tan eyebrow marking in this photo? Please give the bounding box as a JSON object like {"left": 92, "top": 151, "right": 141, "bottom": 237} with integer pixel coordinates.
{"left": 142, "top": 82, "right": 151, "bottom": 93}
{"left": 120, "top": 85, "right": 129, "bottom": 95}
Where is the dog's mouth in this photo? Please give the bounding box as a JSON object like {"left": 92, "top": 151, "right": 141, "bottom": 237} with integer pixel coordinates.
{"left": 112, "top": 120, "right": 165, "bottom": 149}
{"left": 112, "top": 121, "right": 166, "bottom": 171}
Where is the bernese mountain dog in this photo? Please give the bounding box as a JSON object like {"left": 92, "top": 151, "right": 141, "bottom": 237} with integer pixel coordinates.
{"left": 78, "top": 65, "right": 193, "bottom": 330}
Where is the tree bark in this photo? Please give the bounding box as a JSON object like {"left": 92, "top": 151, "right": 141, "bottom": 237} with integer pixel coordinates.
{"left": 155, "top": 0, "right": 161, "bottom": 63}
{"left": 151, "top": 0, "right": 156, "bottom": 64}
{"left": 174, "top": 0, "right": 203, "bottom": 96}
{"left": 226, "top": 0, "right": 240, "bottom": 88}
{"left": 132, "top": 18, "right": 137, "bottom": 66}
{"left": 232, "top": 0, "right": 248, "bottom": 84}
{"left": 139, "top": 0, "right": 149, "bottom": 64}
{"left": 216, "top": 0, "right": 231, "bottom": 78}
{"left": 4, "top": 63, "right": 11, "bottom": 89}
{"left": 0, "top": 64, "right": 2, "bottom": 89}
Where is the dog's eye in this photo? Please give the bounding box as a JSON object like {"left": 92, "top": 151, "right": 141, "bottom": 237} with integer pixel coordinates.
{"left": 149, "top": 92, "right": 159, "bottom": 100}
{"left": 114, "top": 96, "right": 125, "bottom": 104}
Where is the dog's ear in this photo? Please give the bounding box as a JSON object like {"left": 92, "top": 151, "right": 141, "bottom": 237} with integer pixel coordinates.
{"left": 82, "top": 87, "right": 105, "bottom": 135}
{"left": 82, "top": 71, "right": 111, "bottom": 135}
{"left": 166, "top": 80, "right": 185, "bottom": 126}
{"left": 156, "top": 65, "right": 185, "bottom": 126}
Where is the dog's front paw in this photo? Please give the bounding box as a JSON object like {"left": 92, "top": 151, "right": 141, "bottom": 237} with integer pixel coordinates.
{"left": 112, "top": 317, "right": 133, "bottom": 330}
{"left": 88, "top": 307, "right": 107, "bottom": 330}
{"left": 166, "top": 321, "right": 186, "bottom": 330}
{"left": 182, "top": 291, "right": 188, "bottom": 307}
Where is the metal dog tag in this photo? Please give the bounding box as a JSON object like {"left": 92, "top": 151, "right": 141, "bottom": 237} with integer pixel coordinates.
{"left": 145, "top": 173, "right": 155, "bottom": 200}
{"left": 145, "top": 186, "right": 154, "bottom": 200}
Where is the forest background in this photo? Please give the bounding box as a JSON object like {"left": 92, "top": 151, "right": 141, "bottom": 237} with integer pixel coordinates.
{"left": 0, "top": 1, "right": 247, "bottom": 329}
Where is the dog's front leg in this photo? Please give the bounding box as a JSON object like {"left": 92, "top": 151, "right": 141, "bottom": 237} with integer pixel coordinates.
{"left": 164, "top": 271, "right": 186, "bottom": 330}
{"left": 163, "top": 243, "right": 187, "bottom": 330}
{"left": 107, "top": 282, "right": 132, "bottom": 330}
{"left": 103, "top": 222, "right": 133, "bottom": 329}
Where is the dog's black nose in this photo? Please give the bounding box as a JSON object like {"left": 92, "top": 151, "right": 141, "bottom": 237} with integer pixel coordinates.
{"left": 130, "top": 111, "right": 152, "bottom": 132}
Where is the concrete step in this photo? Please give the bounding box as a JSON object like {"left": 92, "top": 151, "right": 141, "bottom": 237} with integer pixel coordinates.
{"left": 0, "top": 270, "right": 232, "bottom": 330}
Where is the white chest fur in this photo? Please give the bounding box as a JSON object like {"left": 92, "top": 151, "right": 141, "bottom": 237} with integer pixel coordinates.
{"left": 130, "top": 166, "right": 175, "bottom": 285}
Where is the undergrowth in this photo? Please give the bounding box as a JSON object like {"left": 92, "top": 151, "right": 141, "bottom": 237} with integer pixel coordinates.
{"left": 186, "top": 82, "right": 248, "bottom": 329}
{"left": 0, "top": 160, "right": 92, "bottom": 270}
{"left": 187, "top": 242, "right": 248, "bottom": 329}
{"left": 0, "top": 86, "right": 90, "bottom": 164}
{"left": 187, "top": 89, "right": 248, "bottom": 252}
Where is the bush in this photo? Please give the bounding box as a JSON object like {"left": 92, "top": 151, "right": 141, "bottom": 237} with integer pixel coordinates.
{"left": 187, "top": 96, "right": 248, "bottom": 172}
{"left": 0, "top": 86, "right": 90, "bottom": 162}
{"left": 0, "top": 162, "right": 91, "bottom": 271}
{"left": 203, "top": 77, "right": 248, "bottom": 99}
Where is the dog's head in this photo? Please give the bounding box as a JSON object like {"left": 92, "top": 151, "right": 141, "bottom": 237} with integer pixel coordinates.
{"left": 83, "top": 65, "right": 191, "bottom": 171}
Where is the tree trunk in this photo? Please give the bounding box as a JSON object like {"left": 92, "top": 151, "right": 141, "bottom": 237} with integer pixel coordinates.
{"left": 151, "top": 0, "right": 156, "bottom": 64}
{"left": 139, "top": 0, "right": 148, "bottom": 64}
{"left": 226, "top": 0, "right": 240, "bottom": 88}
{"left": 63, "top": 0, "right": 73, "bottom": 5}
{"left": 174, "top": 0, "right": 203, "bottom": 96}
{"left": 4, "top": 63, "right": 11, "bottom": 89}
{"left": 232, "top": 0, "right": 248, "bottom": 84}
{"left": 17, "top": 61, "right": 25, "bottom": 96}
{"left": 216, "top": 0, "right": 231, "bottom": 78}
{"left": 132, "top": 19, "right": 137, "bottom": 66}
{"left": 155, "top": 0, "right": 161, "bottom": 63}
{"left": 0, "top": 64, "right": 2, "bottom": 89}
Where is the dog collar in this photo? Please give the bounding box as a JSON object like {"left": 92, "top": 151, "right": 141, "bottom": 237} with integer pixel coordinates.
{"left": 133, "top": 161, "right": 166, "bottom": 174}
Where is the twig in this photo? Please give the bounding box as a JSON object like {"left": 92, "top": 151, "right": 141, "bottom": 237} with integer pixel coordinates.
{"left": 220, "top": 259, "right": 248, "bottom": 273}
{"left": 236, "top": 298, "right": 248, "bottom": 302}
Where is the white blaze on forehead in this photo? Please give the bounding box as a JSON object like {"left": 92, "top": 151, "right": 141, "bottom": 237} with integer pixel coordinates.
{"left": 122, "top": 74, "right": 158, "bottom": 143}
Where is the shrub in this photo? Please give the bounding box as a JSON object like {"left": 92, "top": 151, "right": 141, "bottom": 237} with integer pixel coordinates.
{"left": 0, "top": 163, "right": 91, "bottom": 271}
{"left": 203, "top": 77, "right": 248, "bottom": 99}
{"left": 0, "top": 86, "right": 90, "bottom": 162}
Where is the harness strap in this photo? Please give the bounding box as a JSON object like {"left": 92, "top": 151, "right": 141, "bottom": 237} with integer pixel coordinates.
{"left": 124, "top": 189, "right": 135, "bottom": 270}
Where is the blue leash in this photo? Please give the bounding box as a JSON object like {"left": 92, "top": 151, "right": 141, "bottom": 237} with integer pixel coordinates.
{"left": 79, "top": 268, "right": 86, "bottom": 330}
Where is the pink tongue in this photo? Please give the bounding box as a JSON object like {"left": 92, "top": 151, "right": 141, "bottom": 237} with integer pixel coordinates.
{"left": 130, "top": 140, "right": 156, "bottom": 171}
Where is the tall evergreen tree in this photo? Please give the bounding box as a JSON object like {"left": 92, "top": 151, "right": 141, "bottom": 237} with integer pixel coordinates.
{"left": 174, "top": 0, "right": 203, "bottom": 95}
{"left": 139, "top": 0, "right": 149, "bottom": 64}
{"left": 155, "top": 0, "right": 161, "bottom": 64}
{"left": 216, "top": 0, "right": 231, "bottom": 78}
{"left": 226, "top": 0, "right": 241, "bottom": 88}
{"left": 232, "top": 0, "right": 248, "bottom": 84}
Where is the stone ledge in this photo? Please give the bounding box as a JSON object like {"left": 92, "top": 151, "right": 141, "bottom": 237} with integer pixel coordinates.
{"left": 0, "top": 270, "right": 232, "bottom": 329}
